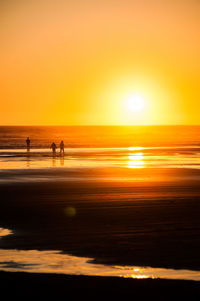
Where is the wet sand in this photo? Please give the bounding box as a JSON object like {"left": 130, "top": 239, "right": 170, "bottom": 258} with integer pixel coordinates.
{"left": 1, "top": 166, "right": 200, "bottom": 297}
{"left": 1, "top": 128, "right": 200, "bottom": 294}
{"left": 0, "top": 167, "right": 200, "bottom": 271}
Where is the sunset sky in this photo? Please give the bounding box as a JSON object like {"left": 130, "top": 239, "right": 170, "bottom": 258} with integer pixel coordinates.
{"left": 0, "top": 0, "right": 199, "bottom": 125}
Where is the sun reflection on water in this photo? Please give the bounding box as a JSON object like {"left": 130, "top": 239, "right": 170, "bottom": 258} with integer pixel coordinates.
{"left": 131, "top": 275, "right": 149, "bottom": 279}
{"left": 128, "top": 152, "right": 145, "bottom": 169}
{"left": 128, "top": 147, "right": 144, "bottom": 151}
{"left": 0, "top": 248, "right": 199, "bottom": 281}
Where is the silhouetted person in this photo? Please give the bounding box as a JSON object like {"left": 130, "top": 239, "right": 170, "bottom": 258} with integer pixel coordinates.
{"left": 26, "top": 137, "right": 30, "bottom": 151}
{"left": 51, "top": 142, "right": 56, "bottom": 155}
{"left": 60, "top": 140, "right": 64, "bottom": 155}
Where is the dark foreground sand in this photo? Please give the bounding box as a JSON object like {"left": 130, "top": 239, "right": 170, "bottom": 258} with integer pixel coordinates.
{"left": 1, "top": 271, "right": 200, "bottom": 300}
{"left": 0, "top": 167, "right": 200, "bottom": 270}
{"left": 1, "top": 167, "right": 200, "bottom": 298}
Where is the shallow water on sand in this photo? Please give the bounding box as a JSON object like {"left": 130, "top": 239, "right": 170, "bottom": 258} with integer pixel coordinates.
{"left": 0, "top": 146, "right": 200, "bottom": 171}
{"left": 0, "top": 228, "right": 200, "bottom": 281}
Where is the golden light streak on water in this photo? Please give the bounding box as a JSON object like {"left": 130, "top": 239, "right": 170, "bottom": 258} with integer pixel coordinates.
{"left": 128, "top": 147, "right": 144, "bottom": 151}
{"left": 0, "top": 228, "right": 200, "bottom": 281}
{"left": 128, "top": 152, "right": 145, "bottom": 169}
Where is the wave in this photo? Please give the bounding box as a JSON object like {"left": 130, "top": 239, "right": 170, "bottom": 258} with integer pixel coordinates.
{"left": 0, "top": 146, "right": 200, "bottom": 158}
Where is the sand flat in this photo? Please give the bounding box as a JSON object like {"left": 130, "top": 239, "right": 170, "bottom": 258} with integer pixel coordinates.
{"left": 0, "top": 166, "right": 200, "bottom": 271}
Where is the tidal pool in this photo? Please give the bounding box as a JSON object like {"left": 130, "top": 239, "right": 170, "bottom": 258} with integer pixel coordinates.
{"left": 0, "top": 227, "right": 200, "bottom": 281}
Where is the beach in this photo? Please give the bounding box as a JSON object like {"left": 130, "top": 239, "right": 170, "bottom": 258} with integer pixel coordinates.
{"left": 1, "top": 166, "right": 200, "bottom": 271}
{"left": 0, "top": 126, "right": 200, "bottom": 296}
{"left": 1, "top": 0, "right": 199, "bottom": 296}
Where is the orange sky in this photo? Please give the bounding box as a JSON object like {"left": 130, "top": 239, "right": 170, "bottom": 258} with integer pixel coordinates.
{"left": 0, "top": 0, "right": 199, "bottom": 125}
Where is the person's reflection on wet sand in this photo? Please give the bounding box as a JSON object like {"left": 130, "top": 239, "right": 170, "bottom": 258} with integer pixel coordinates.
{"left": 52, "top": 157, "right": 56, "bottom": 167}
{"left": 26, "top": 155, "right": 30, "bottom": 168}
{"left": 60, "top": 156, "right": 64, "bottom": 167}
{"left": 26, "top": 140, "right": 31, "bottom": 167}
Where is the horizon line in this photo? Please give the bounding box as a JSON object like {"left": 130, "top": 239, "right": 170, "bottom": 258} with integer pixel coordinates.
{"left": 0, "top": 124, "right": 200, "bottom": 127}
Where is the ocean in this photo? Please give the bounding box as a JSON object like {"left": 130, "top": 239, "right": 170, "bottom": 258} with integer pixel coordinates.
{"left": 1, "top": 126, "right": 200, "bottom": 149}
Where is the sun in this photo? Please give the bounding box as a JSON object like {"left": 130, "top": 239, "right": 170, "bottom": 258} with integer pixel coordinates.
{"left": 125, "top": 94, "right": 145, "bottom": 113}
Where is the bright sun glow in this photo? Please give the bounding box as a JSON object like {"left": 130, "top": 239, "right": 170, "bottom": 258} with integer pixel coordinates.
{"left": 125, "top": 94, "right": 145, "bottom": 113}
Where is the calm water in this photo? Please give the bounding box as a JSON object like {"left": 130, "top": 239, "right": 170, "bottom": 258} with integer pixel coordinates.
{"left": 0, "top": 228, "right": 200, "bottom": 281}
{"left": 1, "top": 126, "right": 200, "bottom": 149}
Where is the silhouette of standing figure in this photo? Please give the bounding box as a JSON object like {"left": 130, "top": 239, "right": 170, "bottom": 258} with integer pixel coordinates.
{"left": 60, "top": 140, "right": 64, "bottom": 155}
{"left": 26, "top": 137, "right": 30, "bottom": 151}
{"left": 51, "top": 142, "right": 57, "bottom": 155}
